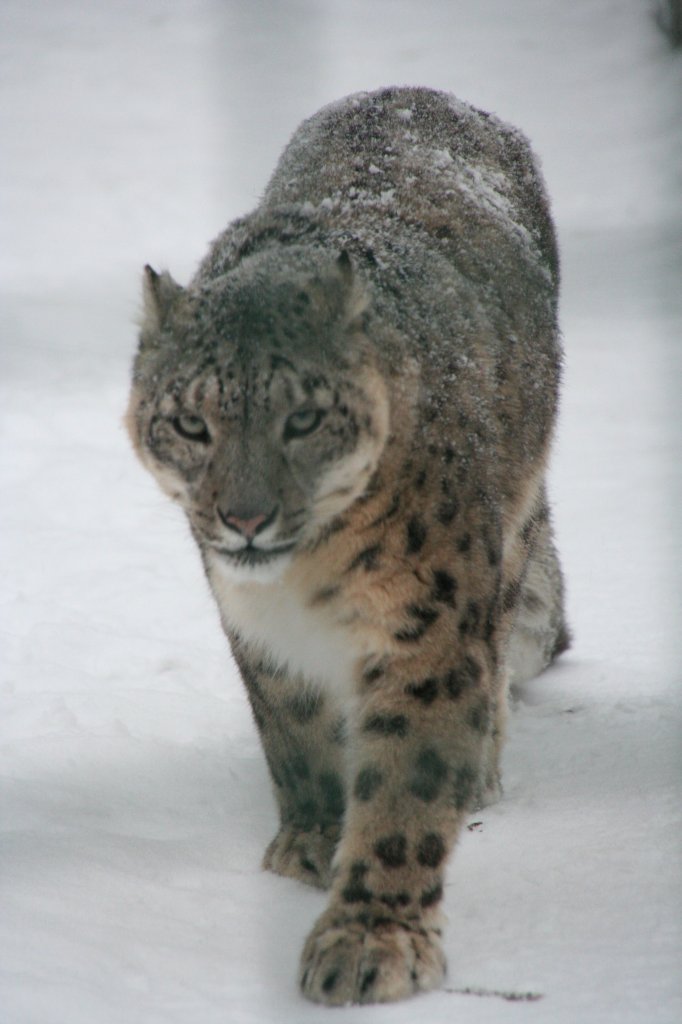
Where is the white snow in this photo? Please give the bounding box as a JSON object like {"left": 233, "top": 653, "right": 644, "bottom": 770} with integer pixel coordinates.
{"left": 1, "top": 2, "right": 681, "bottom": 1023}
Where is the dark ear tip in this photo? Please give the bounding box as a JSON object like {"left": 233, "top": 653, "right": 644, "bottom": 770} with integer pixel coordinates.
{"left": 144, "top": 264, "right": 159, "bottom": 282}
{"left": 337, "top": 249, "right": 354, "bottom": 285}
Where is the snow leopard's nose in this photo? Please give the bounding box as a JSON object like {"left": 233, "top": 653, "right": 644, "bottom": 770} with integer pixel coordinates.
{"left": 217, "top": 505, "right": 278, "bottom": 541}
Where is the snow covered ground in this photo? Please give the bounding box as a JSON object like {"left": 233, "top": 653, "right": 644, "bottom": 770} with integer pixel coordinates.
{"left": 1, "top": 1, "right": 681, "bottom": 1021}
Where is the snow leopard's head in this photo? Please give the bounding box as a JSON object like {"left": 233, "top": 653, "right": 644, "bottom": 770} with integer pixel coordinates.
{"left": 126, "top": 250, "right": 391, "bottom": 580}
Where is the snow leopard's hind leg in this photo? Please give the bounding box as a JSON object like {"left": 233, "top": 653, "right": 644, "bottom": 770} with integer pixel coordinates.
{"left": 507, "top": 503, "right": 571, "bottom": 688}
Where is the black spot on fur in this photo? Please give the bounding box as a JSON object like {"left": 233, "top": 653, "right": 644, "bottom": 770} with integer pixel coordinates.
{"left": 395, "top": 604, "right": 440, "bottom": 643}
{"left": 342, "top": 861, "right": 373, "bottom": 904}
{"left": 363, "top": 664, "right": 384, "bottom": 684}
{"left": 322, "top": 969, "right": 340, "bottom": 993}
{"left": 487, "top": 544, "right": 501, "bottom": 567}
{"left": 503, "top": 579, "right": 522, "bottom": 613}
{"left": 348, "top": 543, "right": 383, "bottom": 572}
{"left": 437, "top": 498, "right": 459, "bottom": 525}
{"left": 371, "top": 491, "right": 401, "bottom": 527}
{"left": 432, "top": 569, "right": 458, "bottom": 606}
{"left": 467, "top": 697, "right": 491, "bottom": 734}
{"left": 459, "top": 600, "right": 481, "bottom": 637}
{"left": 444, "top": 655, "right": 482, "bottom": 700}
{"left": 411, "top": 605, "right": 440, "bottom": 626}
{"left": 311, "top": 584, "right": 340, "bottom": 605}
{"left": 313, "top": 515, "right": 347, "bottom": 549}
{"left": 374, "top": 833, "right": 407, "bottom": 868}
{"left": 405, "top": 677, "right": 439, "bottom": 705}
{"left": 355, "top": 912, "right": 394, "bottom": 929}
{"left": 415, "top": 469, "right": 427, "bottom": 490}
{"left": 394, "top": 622, "right": 428, "bottom": 643}
{"left": 420, "top": 882, "right": 444, "bottom": 908}
{"left": 299, "top": 855, "right": 318, "bottom": 875}
{"left": 408, "top": 748, "right": 448, "bottom": 803}
{"left": 379, "top": 891, "right": 411, "bottom": 909}
{"left": 465, "top": 654, "right": 483, "bottom": 683}
{"left": 354, "top": 765, "right": 384, "bottom": 801}
{"left": 416, "top": 832, "right": 446, "bottom": 868}
{"left": 440, "top": 667, "right": 462, "bottom": 700}
{"left": 406, "top": 517, "right": 427, "bottom": 554}
{"left": 360, "top": 967, "right": 379, "bottom": 995}
{"left": 364, "top": 713, "right": 409, "bottom": 738}
{"left": 452, "top": 765, "right": 478, "bottom": 810}
{"left": 457, "top": 533, "right": 472, "bottom": 554}
{"left": 481, "top": 526, "right": 501, "bottom": 567}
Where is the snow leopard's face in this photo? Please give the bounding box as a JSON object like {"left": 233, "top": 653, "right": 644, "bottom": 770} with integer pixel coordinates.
{"left": 126, "top": 257, "right": 390, "bottom": 580}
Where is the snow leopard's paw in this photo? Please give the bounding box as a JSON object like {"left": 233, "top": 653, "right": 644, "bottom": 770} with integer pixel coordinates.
{"left": 299, "top": 905, "right": 446, "bottom": 1005}
{"left": 263, "top": 823, "right": 340, "bottom": 890}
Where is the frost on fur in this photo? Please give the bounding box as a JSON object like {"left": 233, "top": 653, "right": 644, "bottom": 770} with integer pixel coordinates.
{"left": 127, "top": 86, "right": 569, "bottom": 1007}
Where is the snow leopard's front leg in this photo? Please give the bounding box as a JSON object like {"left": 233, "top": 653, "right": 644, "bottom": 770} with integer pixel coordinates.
{"left": 299, "top": 642, "right": 495, "bottom": 1005}
{"left": 229, "top": 634, "right": 345, "bottom": 890}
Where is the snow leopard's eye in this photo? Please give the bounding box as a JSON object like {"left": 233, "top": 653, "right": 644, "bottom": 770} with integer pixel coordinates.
{"left": 172, "top": 413, "right": 211, "bottom": 443}
{"left": 283, "top": 408, "right": 326, "bottom": 442}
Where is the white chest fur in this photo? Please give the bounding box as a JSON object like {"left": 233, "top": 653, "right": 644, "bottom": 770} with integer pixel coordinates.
{"left": 205, "top": 551, "right": 362, "bottom": 694}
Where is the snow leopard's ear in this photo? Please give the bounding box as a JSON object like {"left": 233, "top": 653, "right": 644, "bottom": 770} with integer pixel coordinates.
{"left": 336, "top": 248, "right": 354, "bottom": 286}
{"left": 331, "top": 249, "right": 370, "bottom": 329}
{"left": 309, "top": 248, "right": 368, "bottom": 325}
{"left": 140, "top": 265, "right": 183, "bottom": 335}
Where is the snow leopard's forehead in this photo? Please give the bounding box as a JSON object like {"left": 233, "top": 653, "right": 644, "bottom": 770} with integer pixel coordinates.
{"left": 140, "top": 272, "right": 372, "bottom": 424}
{"left": 181, "top": 259, "right": 359, "bottom": 355}
{"left": 153, "top": 349, "right": 343, "bottom": 428}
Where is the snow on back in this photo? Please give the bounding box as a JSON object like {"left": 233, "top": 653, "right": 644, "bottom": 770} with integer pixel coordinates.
{"left": 2, "top": 4, "right": 681, "bottom": 1024}
{"left": 260, "top": 87, "right": 552, "bottom": 285}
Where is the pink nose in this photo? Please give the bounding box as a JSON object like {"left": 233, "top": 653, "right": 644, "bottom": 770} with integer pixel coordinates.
{"left": 221, "top": 512, "right": 268, "bottom": 541}
{"left": 218, "top": 507, "right": 276, "bottom": 540}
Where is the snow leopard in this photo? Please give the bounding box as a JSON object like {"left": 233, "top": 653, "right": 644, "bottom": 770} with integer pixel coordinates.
{"left": 126, "top": 86, "right": 569, "bottom": 1006}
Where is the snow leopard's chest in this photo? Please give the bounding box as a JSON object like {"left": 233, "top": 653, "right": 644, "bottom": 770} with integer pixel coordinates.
{"left": 205, "top": 550, "right": 367, "bottom": 695}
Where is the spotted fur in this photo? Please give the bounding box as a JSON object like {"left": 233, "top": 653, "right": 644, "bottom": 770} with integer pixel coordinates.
{"left": 127, "top": 86, "right": 570, "bottom": 1006}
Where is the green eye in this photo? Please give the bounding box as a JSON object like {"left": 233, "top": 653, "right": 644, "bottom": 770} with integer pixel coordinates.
{"left": 172, "top": 413, "right": 211, "bottom": 443}
{"left": 283, "top": 408, "right": 325, "bottom": 441}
